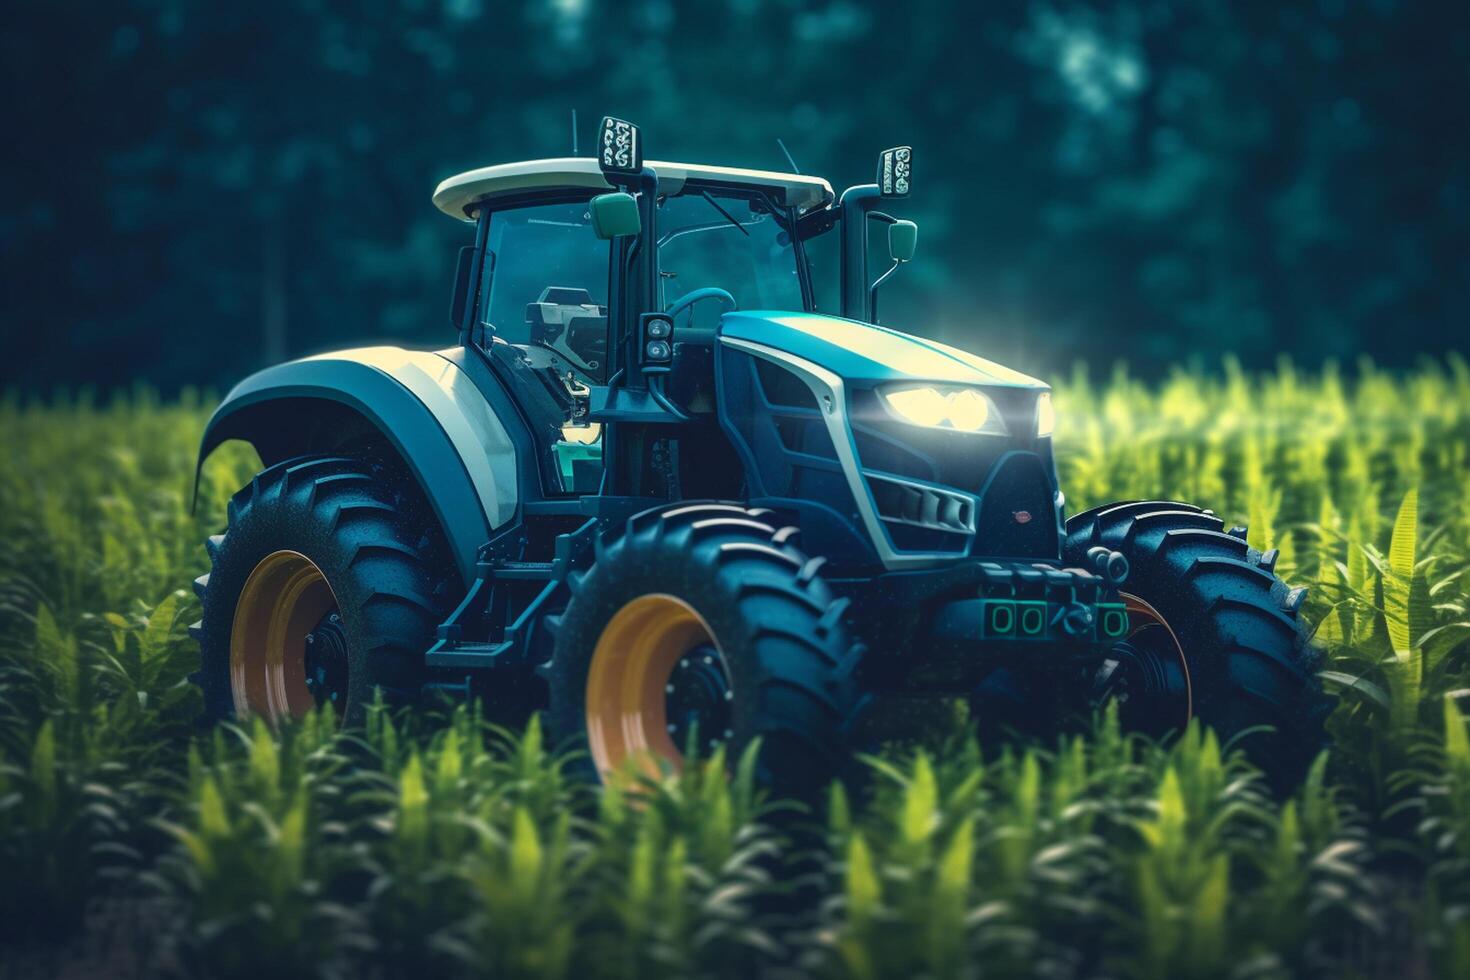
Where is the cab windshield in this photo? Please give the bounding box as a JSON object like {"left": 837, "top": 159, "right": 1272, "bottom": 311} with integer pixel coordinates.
{"left": 656, "top": 188, "right": 805, "bottom": 329}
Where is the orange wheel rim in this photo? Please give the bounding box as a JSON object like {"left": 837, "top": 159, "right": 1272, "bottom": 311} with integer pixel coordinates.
{"left": 1119, "top": 591, "right": 1193, "bottom": 728}
{"left": 230, "top": 550, "right": 339, "bottom": 723}
{"left": 585, "top": 594, "right": 723, "bottom": 781}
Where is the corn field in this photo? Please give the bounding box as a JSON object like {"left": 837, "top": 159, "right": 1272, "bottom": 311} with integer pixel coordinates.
{"left": 2, "top": 359, "right": 1469, "bottom": 980}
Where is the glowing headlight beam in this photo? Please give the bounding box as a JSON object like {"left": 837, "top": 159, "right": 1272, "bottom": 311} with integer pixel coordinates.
{"left": 1036, "top": 391, "right": 1055, "bottom": 437}
{"left": 878, "top": 385, "right": 1005, "bottom": 434}
{"left": 882, "top": 386, "right": 952, "bottom": 427}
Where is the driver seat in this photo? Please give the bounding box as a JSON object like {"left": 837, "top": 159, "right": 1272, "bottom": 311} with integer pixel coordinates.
{"left": 525, "top": 286, "right": 607, "bottom": 374}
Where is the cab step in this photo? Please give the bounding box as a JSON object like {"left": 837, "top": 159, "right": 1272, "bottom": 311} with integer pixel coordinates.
{"left": 425, "top": 640, "right": 517, "bottom": 669}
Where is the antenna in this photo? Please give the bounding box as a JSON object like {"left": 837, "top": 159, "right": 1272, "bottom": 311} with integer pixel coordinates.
{"left": 571, "top": 109, "right": 579, "bottom": 155}
{"left": 777, "top": 138, "right": 800, "bottom": 174}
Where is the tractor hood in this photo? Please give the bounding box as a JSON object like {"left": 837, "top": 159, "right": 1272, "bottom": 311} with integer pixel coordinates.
{"left": 717, "top": 311, "right": 1047, "bottom": 390}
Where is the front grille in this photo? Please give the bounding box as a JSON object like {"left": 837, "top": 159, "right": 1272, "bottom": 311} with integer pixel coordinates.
{"left": 717, "top": 335, "right": 1059, "bottom": 568}
{"left": 867, "top": 473, "right": 974, "bottom": 534}
{"left": 848, "top": 387, "right": 1058, "bottom": 561}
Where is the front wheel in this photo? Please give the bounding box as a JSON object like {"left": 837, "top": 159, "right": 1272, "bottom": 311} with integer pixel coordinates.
{"left": 542, "top": 503, "right": 864, "bottom": 796}
{"left": 1064, "top": 500, "right": 1330, "bottom": 788}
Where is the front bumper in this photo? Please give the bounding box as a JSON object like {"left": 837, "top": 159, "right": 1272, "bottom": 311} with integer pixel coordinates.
{"left": 947, "top": 562, "right": 1129, "bottom": 646}
{"left": 839, "top": 557, "right": 1130, "bottom": 691}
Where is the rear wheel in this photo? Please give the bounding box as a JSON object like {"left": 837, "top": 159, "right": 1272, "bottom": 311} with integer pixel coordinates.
{"left": 1064, "top": 500, "right": 1329, "bottom": 787}
{"left": 192, "top": 455, "right": 449, "bottom": 726}
{"left": 543, "top": 503, "right": 864, "bottom": 795}
{"left": 1092, "top": 591, "right": 1193, "bottom": 737}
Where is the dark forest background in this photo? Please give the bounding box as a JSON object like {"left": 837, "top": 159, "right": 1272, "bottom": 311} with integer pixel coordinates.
{"left": 3, "top": 0, "right": 1467, "bottom": 393}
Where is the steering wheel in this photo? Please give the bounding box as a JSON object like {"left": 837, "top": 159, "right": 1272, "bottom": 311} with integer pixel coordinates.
{"left": 666, "top": 287, "right": 737, "bottom": 327}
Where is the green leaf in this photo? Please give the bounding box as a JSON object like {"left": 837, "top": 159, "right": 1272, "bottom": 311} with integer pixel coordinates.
{"left": 845, "top": 833, "right": 880, "bottom": 921}
{"left": 1445, "top": 697, "right": 1470, "bottom": 770}
{"left": 143, "top": 591, "right": 180, "bottom": 658}
{"left": 277, "top": 792, "right": 307, "bottom": 885}
{"left": 175, "top": 828, "right": 212, "bottom": 875}
{"left": 901, "top": 753, "right": 938, "bottom": 847}
{"left": 1313, "top": 602, "right": 1347, "bottom": 646}
{"left": 35, "top": 603, "right": 77, "bottom": 697}
{"left": 397, "top": 752, "right": 428, "bottom": 849}
{"left": 509, "top": 806, "right": 543, "bottom": 890}
{"left": 1421, "top": 622, "right": 1470, "bottom": 676}
{"left": 828, "top": 781, "right": 852, "bottom": 837}
{"left": 1384, "top": 487, "right": 1418, "bottom": 660}
{"left": 247, "top": 718, "right": 280, "bottom": 792}
{"left": 434, "top": 725, "right": 462, "bottom": 795}
{"left": 198, "top": 775, "right": 229, "bottom": 840}
{"left": 936, "top": 817, "right": 974, "bottom": 899}
{"left": 1318, "top": 670, "right": 1390, "bottom": 710}
{"left": 1248, "top": 488, "right": 1277, "bottom": 552}
{"left": 1187, "top": 854, "right": 1230, "bottom": 967}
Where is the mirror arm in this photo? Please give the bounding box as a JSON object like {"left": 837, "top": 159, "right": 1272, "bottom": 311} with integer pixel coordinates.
{"left": 868, "top": 259, "right": 902, "bottom": 324}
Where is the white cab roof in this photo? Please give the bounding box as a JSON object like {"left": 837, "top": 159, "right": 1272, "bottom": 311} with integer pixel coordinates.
{"left": 433, "top": 157, "right": 834, "bottom": 221}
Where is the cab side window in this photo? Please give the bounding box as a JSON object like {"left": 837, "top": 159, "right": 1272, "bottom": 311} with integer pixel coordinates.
{"left": 480, "top": 199, "right": 613, "bottom": 383}
{"left": 479, "top": 198, "right": 610, "bottom": 495}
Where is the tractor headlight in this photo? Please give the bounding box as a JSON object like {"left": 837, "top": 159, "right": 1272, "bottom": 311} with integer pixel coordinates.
{"left": 878, "top": 384, "right": 1007, "bottom": 435}
{"left": 1035, "top": 391, "right": 1055, "bottom": 438}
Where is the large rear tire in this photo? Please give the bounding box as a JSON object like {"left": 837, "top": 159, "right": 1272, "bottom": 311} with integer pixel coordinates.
{"left": 542, "top": 503, "right": 864, "bottom": 796}
{"left": 191, "top": 455, "right": 449, "bottom": 727}
{"left": 1064, "top": 500, "right": 1330, "bottom": 788}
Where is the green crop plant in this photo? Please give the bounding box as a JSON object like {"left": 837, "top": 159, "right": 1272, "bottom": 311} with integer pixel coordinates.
{"left": 1, "top": 360, "right": 1467, "bottom": 977}
{"left": 1388, "top": 697, "right": 1470, "bottom": 980}
{"left": 145, "top": 712, "right": 366, "bottom": 979}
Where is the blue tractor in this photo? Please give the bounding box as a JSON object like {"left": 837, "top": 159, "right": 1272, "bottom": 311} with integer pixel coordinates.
{"left": 191, "top": 118, "right": 1326, "bottom": 791}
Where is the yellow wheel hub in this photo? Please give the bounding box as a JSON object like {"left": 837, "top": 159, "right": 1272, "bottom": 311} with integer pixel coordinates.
{"left": 584, "top": 593, "right": 727, "bottom": 780}
{"left": 230, "top": 550, "right": 339, "bottom": 723}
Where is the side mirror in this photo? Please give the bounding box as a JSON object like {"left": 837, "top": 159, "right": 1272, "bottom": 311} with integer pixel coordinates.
{"left": 589, "top": 192, "right": 641, "bottom": 239}
{"left": 877, "top": 146, "right": 913, "bottom": 198}
{"left": 889, "top": 220, "right": 918, "bottom": 263}
{"left": 869, "top": 217, "right": 917, "bottom": 324}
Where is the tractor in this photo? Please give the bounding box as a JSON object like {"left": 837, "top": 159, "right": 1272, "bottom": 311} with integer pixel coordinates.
{"left": 190, "top": 117, "right": 1327, "bottom": 792}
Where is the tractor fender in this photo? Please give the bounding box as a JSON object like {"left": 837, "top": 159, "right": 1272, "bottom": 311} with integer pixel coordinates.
{"left": 196, "top": 346, "right": 519, "bottom": 585}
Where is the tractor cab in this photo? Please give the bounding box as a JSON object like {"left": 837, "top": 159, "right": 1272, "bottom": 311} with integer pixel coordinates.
{"left": 433, "top": 119, "right": 948, "bottom": 517}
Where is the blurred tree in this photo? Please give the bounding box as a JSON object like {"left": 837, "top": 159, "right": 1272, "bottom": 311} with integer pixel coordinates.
{"left": 1, "top": 0, "right": 1466, "bottom": 391}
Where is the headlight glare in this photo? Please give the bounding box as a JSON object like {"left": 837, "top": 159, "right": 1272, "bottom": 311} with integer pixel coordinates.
{"left": 1036, "top": 391, "right": 1055, "bottom": 437}
{"left": 879, "top": 384, "right": 1006, "bottom": 434}
{"left": 947, "top": 389, "right": 990, "bottom": 431}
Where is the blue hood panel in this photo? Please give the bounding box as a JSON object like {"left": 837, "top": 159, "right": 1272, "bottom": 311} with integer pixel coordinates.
{"left": 718, "top": 311, "right": 1048, "bottom": 390}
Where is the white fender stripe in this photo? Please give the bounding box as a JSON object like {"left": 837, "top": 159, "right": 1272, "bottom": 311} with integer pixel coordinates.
{"left": 302, "top": 347, "right": 518, "bottom": 529}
